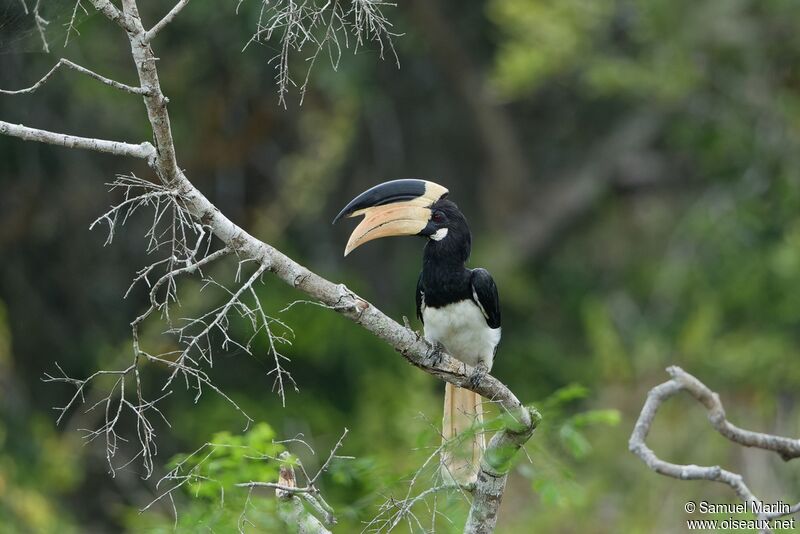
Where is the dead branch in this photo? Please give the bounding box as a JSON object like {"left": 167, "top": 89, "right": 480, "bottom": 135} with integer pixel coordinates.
{"left": 0, "top": 58, "right": 147, "bottom": 96}
{"left": 64, "top": 0, "right": 88, "bottom": 46}
{"left": 246, "top": 0, "right": 398, "bottom": 105}
{"left": 364, "top": 414, "right": 471, "bottom": 533}
{"left": 630, "top": 366, "right": 800, "bottom": 534}
{"left": 237, "top": 428, "right": 349, "bottom": 530}
{"left": 90, "top": 0, "right": 135, "bottom": 32}
{"left": 32, "top": 0, "right": 49, "bottom": 52}
{"left": 237, "top": 429, "right": 350, "bottom": 495}
{"left": 143, "top": 434, "right": 339, "bottom": 531}
{"left": 0, "top": 121, "right": 156, "bottom": 161}
{"left": 145, "top": 0, "right": 192, "bottom": 42}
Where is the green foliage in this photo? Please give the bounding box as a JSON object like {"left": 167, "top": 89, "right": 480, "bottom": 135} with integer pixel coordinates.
{"left": 582, "top": 297, "right": 631, "bottom": 381}
{"left": 128, "top": 423, "right": 288, "bottom": 532}
{"left": 536, "top": 385, "right": 621, "bottom": 462}
{"left": 488, "top": 0, "right": 615, "bottom": 95}
{"left": 513, "top": 385, "right": 621, "bottom": 515}
{"left": 170, "top": 423, "right": 284, "bottom": 501}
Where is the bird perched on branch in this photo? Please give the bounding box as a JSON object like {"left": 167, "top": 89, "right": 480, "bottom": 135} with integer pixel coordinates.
{"left": 334, "top": 179, "right": 501, "bottom": 485}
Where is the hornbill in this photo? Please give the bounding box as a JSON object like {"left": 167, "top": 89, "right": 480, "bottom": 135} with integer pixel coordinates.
{"left": 334, "top": 179, "right": 501, "bottom": 485}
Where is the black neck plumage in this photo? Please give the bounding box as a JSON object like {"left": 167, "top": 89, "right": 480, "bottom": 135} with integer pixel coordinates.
{"left": 421, "top": 231, "right": 473, "bottom": 308}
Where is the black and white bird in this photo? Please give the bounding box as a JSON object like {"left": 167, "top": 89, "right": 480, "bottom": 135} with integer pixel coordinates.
{"left": 334, "top": 179, "right": 501, "bottom": 484}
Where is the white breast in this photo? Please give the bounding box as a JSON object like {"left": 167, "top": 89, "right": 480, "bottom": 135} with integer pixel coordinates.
{"left": 422, "top": 299, "right": 501, "bottom": 369}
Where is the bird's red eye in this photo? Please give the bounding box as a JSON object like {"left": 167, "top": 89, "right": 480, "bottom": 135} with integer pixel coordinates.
{"left": 432, "top": 211, "right": 444, "bottom": 223}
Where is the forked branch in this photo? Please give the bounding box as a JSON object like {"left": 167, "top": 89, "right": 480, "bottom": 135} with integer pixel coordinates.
{"left": 630, "top": 366, "right": 799, "bottom": 534}
{"left": 145, "top": 0, "right": 192, "bottom": 42}
{"left": 236, "top": 428, "right": 350, "bottom": 530}
{"left": 0, "top": 58, "right": 147, "bottom": 96}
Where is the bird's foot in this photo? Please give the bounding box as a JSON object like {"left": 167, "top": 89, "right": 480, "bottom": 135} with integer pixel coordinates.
{"left": 427, "top": 342, "right": 445, "bottom": 367}
{"left": 468, "top": 362, "right": 489, "bottom": 390}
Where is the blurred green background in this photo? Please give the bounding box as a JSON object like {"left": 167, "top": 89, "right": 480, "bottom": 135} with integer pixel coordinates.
{"left": 1, "top": 0, "right": 799, "bottom": 532}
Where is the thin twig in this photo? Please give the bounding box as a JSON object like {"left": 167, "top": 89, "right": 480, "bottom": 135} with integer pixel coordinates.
{"left": 0, "top": 58, "right": 147, "bottom": 96}
{"left": 32, "top": 0, "right": 49, "bottom": 52}
{"left": 64, "top": 0, "right": 89, "bottom": 46}
{"left": 145, "top": 0, "right": 192, "bottom": 42}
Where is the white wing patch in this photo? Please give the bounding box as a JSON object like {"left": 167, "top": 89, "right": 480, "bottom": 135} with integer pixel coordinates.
{"left": 471, "top": 285, "right": 489, "bottom": 321}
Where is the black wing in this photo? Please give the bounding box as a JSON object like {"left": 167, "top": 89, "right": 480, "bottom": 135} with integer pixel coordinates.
{"left": 470, "top": 268, "right": 501, "bottom": 329}
{"left": 416, "top": 271, "right": 424, "bottom": 324}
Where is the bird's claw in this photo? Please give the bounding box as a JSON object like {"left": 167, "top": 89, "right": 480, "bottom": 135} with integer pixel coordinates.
{"left": 428, "top": 342, "right": 445, "bottom": 367}
{"left": 468, "top": 362, "right": 489, "bottom": 390}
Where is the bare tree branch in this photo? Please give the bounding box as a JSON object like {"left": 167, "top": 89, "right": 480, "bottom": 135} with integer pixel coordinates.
{"left": 0, "top": 58, "right": 147, "bottom": 96}
{"left": 668, "top": 368, "right": 800, "bottom": 460}
{"left": 268, "top": 451, "right": 334, "bottom": 533}
{"left": 32, "top": 0, "right": 49, "bottom": 52}
{"left": 237, "top": 428, "right": 352, "bottom": 496}
{"left": 145, "top": 0, "right": 192, "bottom": 42}
{"left": 89, "top": 0, "right": 135, "bottom": 32}
{"left": 64, "top": 0, "right": 89, "bottom": 46}
{"left": 364, "top": 415, "right": 472, "bottom": 533}
{"left": 233, "top": 435, "right": 347, "bottom": 531}
{"left": 142, "top": 436, "right": 328, "bottom": 529}
{"left": 0, "top": 121, "right": 156, "bottom": 161}
{"left": 630, "top": 366, "right": 800, "bottom": 534}
{"left": 245, "top": 0, "right": 398, "bottom": 106}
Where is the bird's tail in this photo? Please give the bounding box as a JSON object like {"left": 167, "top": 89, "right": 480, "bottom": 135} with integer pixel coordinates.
{"left": 441, "top": 382, "right": 485, "bottom": 485}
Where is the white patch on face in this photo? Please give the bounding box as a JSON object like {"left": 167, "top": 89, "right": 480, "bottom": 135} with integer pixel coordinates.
{"left": 430, "top": 228, "right": 449, "bottom": 241}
